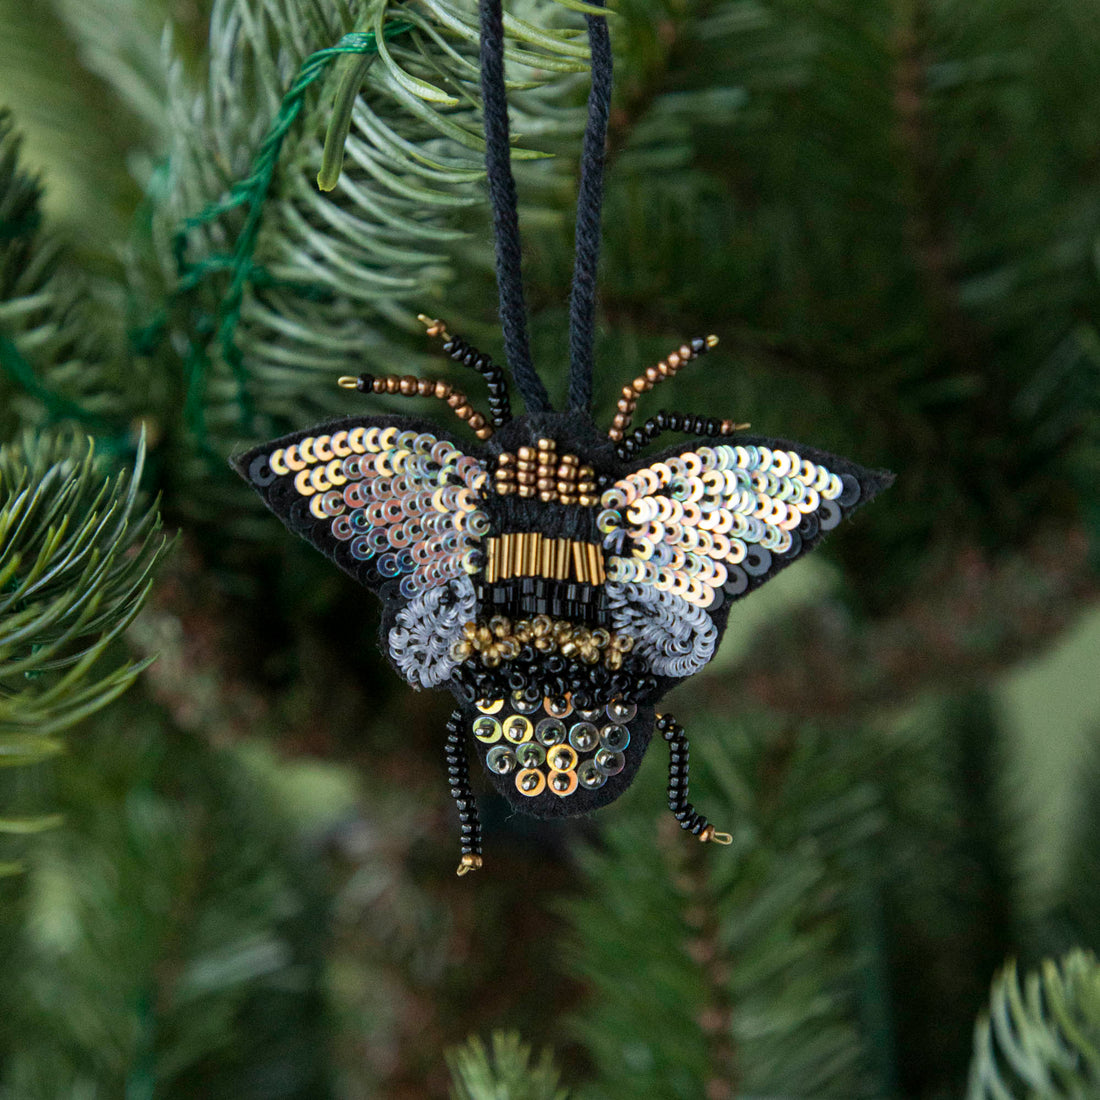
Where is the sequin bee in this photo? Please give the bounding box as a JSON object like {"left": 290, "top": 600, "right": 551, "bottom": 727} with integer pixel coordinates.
{"left": 234, "top": 0, "right": 891, "bottom": 874}
{"left": 234, "top": 317, "right": 892, "bottom": 874}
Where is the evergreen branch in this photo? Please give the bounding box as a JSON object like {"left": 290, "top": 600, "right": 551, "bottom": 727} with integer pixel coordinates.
{"left": 966, "top": 951, "right": 1100, "bottom": 1099}
{"left": 0, "top": 110, "right": 140, "bottom": 449}
{"left": 148, "top": 0, "right": 590, "bottom": 456}
{"left": 0, "top": 430, "right": 172, "bottom": 737}
{"left": 562, "top": 715, "right": 883, "bottom": 1098}
{"left": 447, "top": 1032, "right": 569, "bottom": 1100}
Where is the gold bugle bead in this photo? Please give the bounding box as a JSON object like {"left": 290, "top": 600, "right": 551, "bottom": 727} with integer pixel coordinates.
{"left": 587, "top": 544, "right": 602, "bottom": 584}
{"left": 572, "top": 542, "right": 586, "bottom": 583}
{"left": 541, "top": 538, "right": 552, "bottom": 577}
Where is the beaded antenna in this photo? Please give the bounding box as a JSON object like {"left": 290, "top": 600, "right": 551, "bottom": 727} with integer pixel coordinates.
{"left": 234, "top": 0, "right": 892, "bottom": 874}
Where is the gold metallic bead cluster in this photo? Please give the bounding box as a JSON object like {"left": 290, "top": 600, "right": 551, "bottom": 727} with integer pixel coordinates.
{"left": 450, "top": 615, "right": 634, "bottom": 669}
{"left": 494, "top": 439, "right": 598, "bottom": 506}
{"left": 483, "top": 532, "right": 606, "bottom": 585}
{"left": 607, "top": 335, "right": 719, "bottom": 443}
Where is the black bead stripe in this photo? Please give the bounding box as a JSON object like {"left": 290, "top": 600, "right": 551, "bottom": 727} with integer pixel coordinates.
{"left": 658, "top": 712, "right": 713, "bottom": 837}
{"left": 445, "top": 710, "right": 482, "bottom": 859}
{"left": 617, "top": 411, "right": 731, "bottom": 460}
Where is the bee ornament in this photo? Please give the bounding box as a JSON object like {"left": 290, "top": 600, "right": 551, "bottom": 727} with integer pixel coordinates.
{"left": 234, "top": 0, "right": 892, "bottom": 874}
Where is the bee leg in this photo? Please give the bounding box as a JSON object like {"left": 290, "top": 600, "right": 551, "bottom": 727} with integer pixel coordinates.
{"left": 418, "top": 314, "right": 512, "bottom": 429}
{"left": 445, "top": 710, "right": 483, "bottom": 875}
{"left": 615, "top": 411, "right": 748, "bottom": 460}
{"left": 657, "top": 713, "right": 732, "bottom": 846}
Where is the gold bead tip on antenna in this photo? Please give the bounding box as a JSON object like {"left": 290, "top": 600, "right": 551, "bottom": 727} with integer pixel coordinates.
{"left": 706, "top": 334, "right": 719, "bottom": 348}
{"left": 338, "top": 375, "right": 360, "bottom": 389}
{"left": 456, "top": 854, "right": 483, "bottom": 876}
{"left": 417, "top": 313, "right": 450, "bottom": 340}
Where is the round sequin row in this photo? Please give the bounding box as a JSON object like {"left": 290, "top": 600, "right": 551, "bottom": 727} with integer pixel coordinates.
{"left": 599, "top": 444, "right": 857, "bottom": 609}
{"left": 450, "top": 615, "right": 634, "bottom": 669}
{"left": 473, "top": 697, "right": 636, "bottom": 798}
{"left": 274, "top": 428, "right": 491, "bottom": 598}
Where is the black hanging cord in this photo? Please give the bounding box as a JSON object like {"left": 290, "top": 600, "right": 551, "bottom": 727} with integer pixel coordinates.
{"left": 478, "top": 0, "right": 552, "bottom": 415}
{"left": 567, "top": 1, "right": 612, "bottom": 414}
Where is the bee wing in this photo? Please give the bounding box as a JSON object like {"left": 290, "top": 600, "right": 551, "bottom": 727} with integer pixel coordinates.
{"left": 232, "top": 415, "right": 492, "bottom": 689}
{"left": 599, "top": 436, "right": 893, "bottom": 680}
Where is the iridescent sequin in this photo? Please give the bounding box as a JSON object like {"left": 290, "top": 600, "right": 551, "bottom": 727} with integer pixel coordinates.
{"left": 598, "top": 443, "right": 857, "bottom": 676}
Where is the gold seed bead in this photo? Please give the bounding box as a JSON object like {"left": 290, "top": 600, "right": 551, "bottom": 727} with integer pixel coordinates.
{"left": 468, "top": 412, "right": 487, "bottom": 431}
{"left": 537, "top": 477, "right": 556, "bottom": 491}
{"left": 579, "top": 466, "right": 594, "bottom": 479}
{"left": 417, "top": 379, "right": 433, "bottom": 396}
{"left": 498, "top": 452, "right": 515, "bottom": 466}
{"left": 721, "top": 420, "right": 735, "bottom": 434}
{"left": 578, "top": 495, "right": 594, "bottom": 507}
{"left": 680, "top": 344, "right": 692, "bottom": 360}
{"left": 537, "top": 438, "right": 555, "bottom": 451}
{"left": 371, "top": 379, "right": 385, "bottom": 393}
{"left": 385, "top": 376, "right": 400, "bottom": 393}
{"left": 645, "top": 366, "right": 661, "bottom": 383}
{"left": 476, "top": 427, "right": 493, "bottom": 441}
{"left": 435, "top": 381, "right": 452, "bottom": 399}
{"left": 658, "top": 361, "right": 671, "bottom": 376}
{"left": 538, "top": 492, "right": 555, "bottom": 502}
{"left": 517, "top": 446, "right": 535, "bottom": 462}
{"left": 454, "top": 404, "right": 472, "bottom": 420}
{"left": 518, "top": 486, "right": 535, "bottom": 498}
{"left": 608, "top": 430, "right": 623, "bottom": 442}
{"left": 667, "top": 352, "right": 681, "bottom": 369}
{"left": 631, "top": 378, "right": 647, "bottom": 394}
{"left": 621, "top": 385, "right": 636, "bottom": 400}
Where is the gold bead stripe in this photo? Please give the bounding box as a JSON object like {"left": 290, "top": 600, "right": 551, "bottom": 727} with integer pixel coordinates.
{"left": 484, "top": 533, "right": 607, "bottom": 585}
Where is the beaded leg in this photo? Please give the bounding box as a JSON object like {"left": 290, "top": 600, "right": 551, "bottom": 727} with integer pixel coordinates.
{"left": 419, "top": 314, "right": 512, "bottom": 428}
{"left": 445, "top": 710, "right": 483, "bottom": 875}
{"left": 657, "top": 713, "right": 732, "bottom": 845}
{"left": 616, "top": 411, "right": 746, "bottom": 460}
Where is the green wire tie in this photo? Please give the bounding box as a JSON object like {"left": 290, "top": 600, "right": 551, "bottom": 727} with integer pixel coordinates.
{"left": 168, "top": 22, "right": 415, "bottom": 446}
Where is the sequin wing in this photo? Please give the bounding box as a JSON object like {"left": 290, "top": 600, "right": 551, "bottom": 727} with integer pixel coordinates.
{"left": 234, "top": 416, "right": 491, "bottom": 689}
{"left": 597, "top": 437, "right": 891, "bottom": 679}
